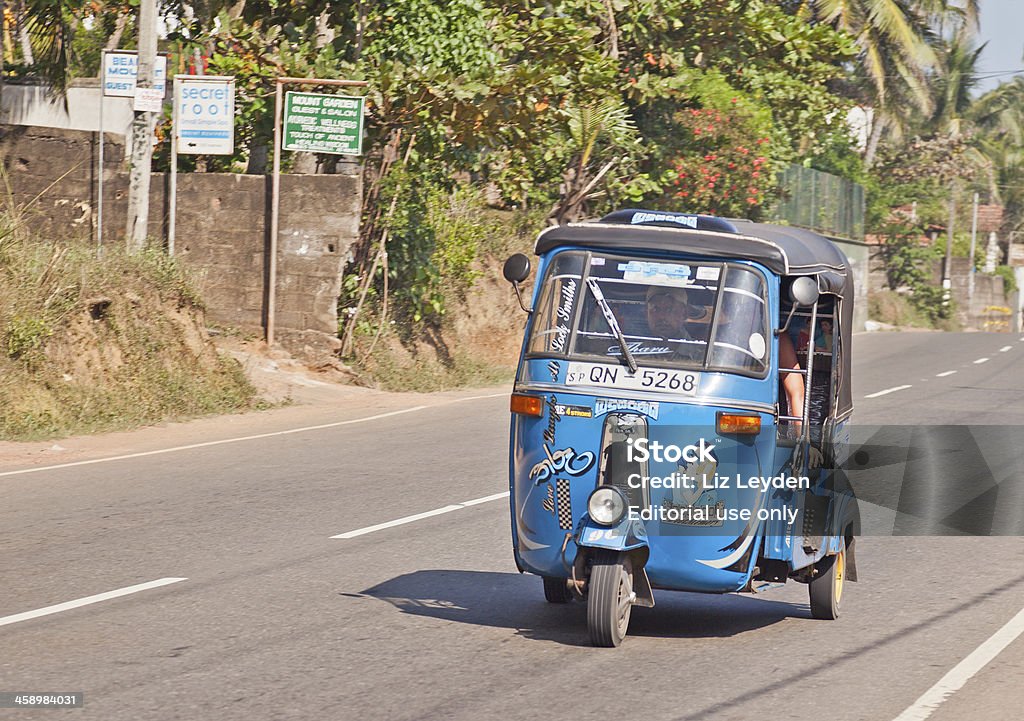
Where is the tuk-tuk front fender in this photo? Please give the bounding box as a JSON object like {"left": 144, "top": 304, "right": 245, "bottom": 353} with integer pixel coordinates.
{"left": 575, "top": 515, "right": 649, "bottom": 553}
{"left": 574, "top": 515, "right": 655, "bottom": 608}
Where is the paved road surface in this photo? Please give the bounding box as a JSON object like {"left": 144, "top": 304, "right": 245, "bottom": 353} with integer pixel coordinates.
{"left": 1, "top": 332, "right": 1022, "bottom": 720}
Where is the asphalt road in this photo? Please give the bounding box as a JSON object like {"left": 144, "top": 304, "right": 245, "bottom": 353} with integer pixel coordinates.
{"left": 1, "top": 332, "right": 1023, "bottom": 721}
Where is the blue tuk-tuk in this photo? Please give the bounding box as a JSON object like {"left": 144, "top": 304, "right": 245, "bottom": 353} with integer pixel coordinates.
{"left": 504, "top": 209, "right": 858, "bottom": 646}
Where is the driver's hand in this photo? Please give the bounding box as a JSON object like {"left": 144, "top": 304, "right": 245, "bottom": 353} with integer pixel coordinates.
{"left": 793, "top": 439, "right": 823, "bottom": 470}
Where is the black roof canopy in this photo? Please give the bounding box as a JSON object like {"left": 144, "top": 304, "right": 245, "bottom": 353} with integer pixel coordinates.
{"left": 535, "top": 212, "right": 851, "bottom": 278}
{"left": 533, "top": 210, "right": 855, "bottom": 417}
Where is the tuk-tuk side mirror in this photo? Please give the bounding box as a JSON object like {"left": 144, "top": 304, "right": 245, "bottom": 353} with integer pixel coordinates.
{"left": 777, "top": 276, "right": 820, "bottom": 336}
{"left": 503, "top": 253, "right": 532, "bottom": 313}
{"left": 503, "top": 254, "right": 531, "bottom": 283}
{"left": 789, "top": 276, "right": 820, "bottom": 307}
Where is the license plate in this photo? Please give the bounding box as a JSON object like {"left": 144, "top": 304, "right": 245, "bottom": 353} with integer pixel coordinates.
{"left": 565, "top": 362, "right": 699, "bottom": 395}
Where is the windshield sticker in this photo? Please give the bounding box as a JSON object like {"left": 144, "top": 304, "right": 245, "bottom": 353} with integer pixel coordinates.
{"left": 618, "top": 261, "right": 692, "bottom": 285}
{"left": 606, "top": 342, "right": 672, "bottom": 356}
{"left": 550, "top": 325, "right": 570, "bottom": 352}
{"left": 594, "top": 398, "right": 660, "bottom": 419}
{"left": 630, "top": 211, "right": 698, "bottom": 228}
{"left": 590, "top": 257, "right": 606, "bottom": 266}
{"left": 557, "top": 279, "right": 577, "bottom": 322}
{"left": 696, "top": 266, "right": 721, "bottom": 281}
{"left": 748, "top": 332, "right": 766, "bottom": 360}
{"left": 554, "top": 403, "right": 593, "bottom": 418}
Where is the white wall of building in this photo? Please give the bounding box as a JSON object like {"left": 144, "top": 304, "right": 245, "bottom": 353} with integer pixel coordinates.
{"left": 2, "top": 81, "right": 135, "bottom": 136}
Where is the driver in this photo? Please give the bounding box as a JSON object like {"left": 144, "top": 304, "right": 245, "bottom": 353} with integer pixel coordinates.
{"left": 645, "top": 285, "right": 693, "bottom": 340}
{"left": 645, "top": 285, "right": 704, "bottom": 361}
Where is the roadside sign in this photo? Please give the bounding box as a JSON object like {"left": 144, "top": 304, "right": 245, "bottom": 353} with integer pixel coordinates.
{"left": 133, "top": 87, "right": 164, "bottom": 112}
{"left": 282, "top": 92, "right": 364, "bottom": 155}
{"left": 174, "top": 76, "right": 235, "bottom": 155}
{"left": 103, "top": 50, "right": 167, "bottom": 97}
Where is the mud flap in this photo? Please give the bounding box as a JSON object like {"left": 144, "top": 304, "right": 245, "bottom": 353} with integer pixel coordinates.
{"left": 631, "top": 564, "right": 655, "bottom": 608}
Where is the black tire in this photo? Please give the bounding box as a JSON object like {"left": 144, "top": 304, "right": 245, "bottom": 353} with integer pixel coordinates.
{"left": 542, "top": 576, "right": 573, "bottom": 603}
{"left": 809, "top": 542, "right": 846, "bottom": 620}
{"left": 587, "top": 550, "right": 634, "bottom": 647}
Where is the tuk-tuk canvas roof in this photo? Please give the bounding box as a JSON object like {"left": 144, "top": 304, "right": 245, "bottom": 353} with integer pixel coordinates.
{"left": 535, "top": 219, "right": 851, "bottom": 278}
{"left": 534, "top": 216, "right": 855, "bottom": 418}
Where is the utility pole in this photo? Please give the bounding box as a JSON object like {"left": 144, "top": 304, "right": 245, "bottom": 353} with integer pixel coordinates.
{"left": 968, "top": 192, "right": 979, "bottom": 308}
{"left": 942, "top": 182, "right": 956, "bottom": 308}
{"left": 125, "top": 0, "right": 158, "bottom": 251}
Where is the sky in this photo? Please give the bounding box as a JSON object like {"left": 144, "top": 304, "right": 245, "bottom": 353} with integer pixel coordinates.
{"left": 975, "top": 0, "right": 1024, "bottom": 94}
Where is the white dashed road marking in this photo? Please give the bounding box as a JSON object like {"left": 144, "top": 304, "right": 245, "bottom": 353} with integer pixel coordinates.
{"left": 864, "top": 385, "right": 912, "bottom": 399}
{"left": 892, "top": 606, "right": 1024, "bottom": 721}
{"left": 936, "top": 371, "right": 957, "bottom": 377}
{"left": 974, "top": 358, "right": 990, "bottom": 364}
{"left": 331, "top": 492, "right": 510, "bottom": 539}
{"left": 0, "top": 578, "right": 187, "bottom": 627}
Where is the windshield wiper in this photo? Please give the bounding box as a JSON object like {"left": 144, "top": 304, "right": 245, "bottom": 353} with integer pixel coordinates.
{"left": 586, "top": 277, "right": 638, "bottom": 374}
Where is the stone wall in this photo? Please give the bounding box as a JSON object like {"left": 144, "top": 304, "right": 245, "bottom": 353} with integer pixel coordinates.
{"left": 0, "top": 125, "right": 360, "bottom": 358}
{"left": 867, "top": 244, "right": 1012, "bottom": 330}
{"left": 937, "top": 258, "right": 1012, "bottom": 332}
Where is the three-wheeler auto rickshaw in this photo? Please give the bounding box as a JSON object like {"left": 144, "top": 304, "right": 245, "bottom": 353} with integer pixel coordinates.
{"left": 504, "top": 209, "right": 858, "bottom": 646}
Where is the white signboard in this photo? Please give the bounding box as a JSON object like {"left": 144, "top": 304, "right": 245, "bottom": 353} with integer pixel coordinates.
{"left": 133, "top": 87, "right": 164, "bottom": 112}
{"left": 103, "top": 51, "right": 167, "bottom": 97}
{"left": 174, "top": 76, "right": 235, "bottom": 155}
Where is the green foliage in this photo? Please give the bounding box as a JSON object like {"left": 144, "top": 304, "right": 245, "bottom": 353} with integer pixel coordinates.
{"left": 343, "top": 172, "right": 503, "bottom": 327}
{"left": 6, "top": 316, "right": 52, "bottom": 360}
{"left": 992, "top": 265, "right": 1018, "bottom": 295}
{"left": 876, "top": 222, "right": 953, "bottom": 324}
{"left": 663, "top": 106, "right": 774, "bottom": 216}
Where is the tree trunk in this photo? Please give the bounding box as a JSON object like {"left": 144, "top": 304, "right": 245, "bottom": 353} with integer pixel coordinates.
{"left": 246, "top": 142, "right": 268, "bottom": 174}
{"left": 103, "top": 11, "right": 129, "bottom": 52}
{"left": 863, "top": 110, "right": 887, "bottom": 169}
{"left": 314, "top": 9, "right": 335, "bottom": 49}
{"left": 0, "top": 1, "right": 5, "bottom": 116}
{"left": 291, "top": 152, "right": 318, "bottom": 174}
{"left": 17, "top": 2, "right": 34, "bottom": 65}
{"left": 602, "top": 0, "right": 619, "bottom": 59}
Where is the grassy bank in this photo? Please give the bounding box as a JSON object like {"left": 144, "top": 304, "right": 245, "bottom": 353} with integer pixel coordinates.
{"left": 0, "top": 209, "right": 257, "bottom": 440}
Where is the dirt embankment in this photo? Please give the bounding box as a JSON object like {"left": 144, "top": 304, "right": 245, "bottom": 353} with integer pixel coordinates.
{"left": 0, "top": 238, "right": 257, "bottom": 441}
{"left": 348, "top": 256, "right": 530, "bottom": 392}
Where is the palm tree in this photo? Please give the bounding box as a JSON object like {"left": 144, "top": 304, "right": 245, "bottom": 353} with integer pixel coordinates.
{"left": 912, "top": 26, "right": 985, "bottom": 147}
{"left": 797, "top": 0, "right": 942, "bottom": 166}
{"left": 17, "top": 0, "right": 77, "bottom": 91}
{"left": 971, "top": 78, "right": 1024, "bottom": 238}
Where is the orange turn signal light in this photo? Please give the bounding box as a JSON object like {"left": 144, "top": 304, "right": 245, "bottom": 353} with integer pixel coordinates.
{"left": 717, "top": 412, "right": 761, "bottom": 435}
{"left": 510, "top": 393, "right": 544, "bottom": 417}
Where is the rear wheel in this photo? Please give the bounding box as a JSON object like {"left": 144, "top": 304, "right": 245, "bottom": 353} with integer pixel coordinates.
{"left": 809, "top": 542, "right": 846, "bottom": 620}
{"left": 587, "top": 550, "right": 634, "bottom": 647}
{"left": 542, "top": 576, "right": 573, "bottom": 603}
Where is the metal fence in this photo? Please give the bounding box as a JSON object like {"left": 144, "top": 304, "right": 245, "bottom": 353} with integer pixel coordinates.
{"left": 772, "top": 165, "right": 865, "bottom": 241}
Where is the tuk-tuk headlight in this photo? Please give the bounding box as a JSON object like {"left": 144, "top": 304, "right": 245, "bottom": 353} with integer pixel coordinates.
{"left": 588, "top": 486, "right": 628, "bottom": 526}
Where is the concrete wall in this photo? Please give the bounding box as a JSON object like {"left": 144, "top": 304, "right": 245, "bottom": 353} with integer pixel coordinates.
{"left": 866, "top": 244, "right": 1011, "bottom": 330}
{"left": 938, "top": 258, "right": 1012, "bottom": 332}
{"left": 0, "top": 125, "right": 360, "bottom": 358}
{"left": 829, "top": 236, "right": 869, "bottom": 332}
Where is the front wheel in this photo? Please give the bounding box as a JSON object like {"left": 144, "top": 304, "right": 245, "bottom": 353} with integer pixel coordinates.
{"left": 587, "top": 550, "right": 635, "bottom": 647}
{"left": 809, "top": 542, "right": 846, "bottom": 620}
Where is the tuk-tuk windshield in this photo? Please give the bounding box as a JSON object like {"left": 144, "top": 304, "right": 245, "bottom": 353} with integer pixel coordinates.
{"left": 528, "top": 251, "right": 769, "bottom": 376}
